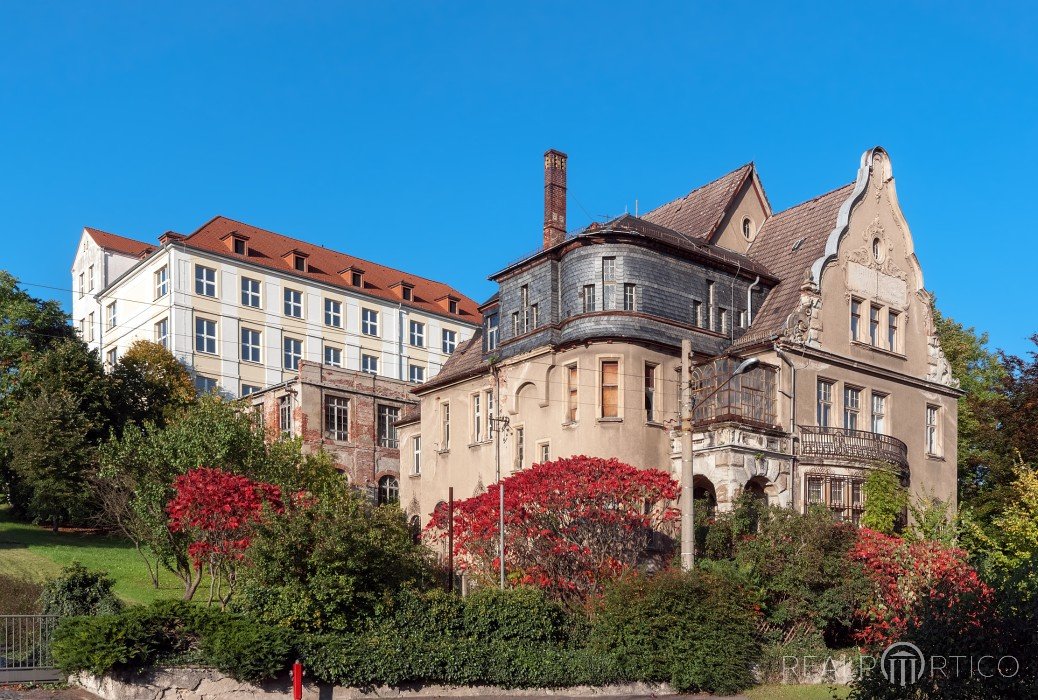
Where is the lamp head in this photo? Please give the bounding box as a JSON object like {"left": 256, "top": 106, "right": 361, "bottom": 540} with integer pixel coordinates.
{"left": 734, "top": 357, "right": 760, "bottom": 375}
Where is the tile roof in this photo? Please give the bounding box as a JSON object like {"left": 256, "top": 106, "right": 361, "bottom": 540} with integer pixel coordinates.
{"left": 179, "top": 216, "right": 480, "bottom": 322}
{"left": 733, "top": 183, "right": 855, "bottom": 348}
{"left": 418, "top": 328, "right": 488, "bottom": 391}
{"left": 84, "top": 227, "right": 155, "bottom": 258}
{"left": 641, "top": 164, "right": 753, "bottom": 241}
{"left": 396, "top": 406, "right": 421, "bottom": 426}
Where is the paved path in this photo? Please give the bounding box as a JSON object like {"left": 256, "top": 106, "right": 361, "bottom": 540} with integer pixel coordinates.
{"left": 0, "top": 687, "right": 101, "bottom": 700}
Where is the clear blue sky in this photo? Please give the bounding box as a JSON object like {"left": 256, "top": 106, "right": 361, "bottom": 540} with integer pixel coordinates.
{"left": 1, "top": 2, "right": 1035, "bottom": 355}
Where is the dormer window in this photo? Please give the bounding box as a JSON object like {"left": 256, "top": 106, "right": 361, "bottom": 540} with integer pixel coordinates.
{"left": 436, "top": 294, "right": 461, "bottom": 314}
{"left": 282, "top": 249, "right": 309, "bottom": 273}
{"left": 234, "top": 238, "right": 247, "bottom": 255}
{"left": 403, "top": 286, "right": 413, "bottom": 302}
{"left": 294, "top": 255, "right": 306, "bottom": 271}
{"left": 352, "top": 271, "right": 363, "bottom": 287}
{"left": 449, "top": 299, "right": 458, "bottom": 314}
{"left": 222, "top": 232, "right": 250, "bottom": 256}
{"left": 391, "top": 281, "right": 416, "bottom": 302}
{"left": 340, "top": 266, "right": 365, "bottom": 287}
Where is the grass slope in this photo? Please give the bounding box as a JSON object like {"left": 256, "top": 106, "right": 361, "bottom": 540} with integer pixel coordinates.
{"left": 0, "top": 506, "right": 183, "bottom": 605}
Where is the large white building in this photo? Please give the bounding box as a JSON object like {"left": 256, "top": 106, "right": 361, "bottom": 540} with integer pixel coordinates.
{"left": 71, "top": 217, "right": 480, "bottom": 397}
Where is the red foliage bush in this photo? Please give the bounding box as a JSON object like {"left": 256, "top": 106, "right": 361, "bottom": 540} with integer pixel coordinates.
{"left": 849, "top": 528, "right": 993, "bottom": 653}
{"left": 426, "top": 455, "right": 679, "bottom": 604}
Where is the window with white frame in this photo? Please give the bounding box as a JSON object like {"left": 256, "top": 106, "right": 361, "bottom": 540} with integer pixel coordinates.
{"left": 869, "top": 305, "right": 880, "bottom": 346}
{"left": 601, "top": 360, "right": 619, "bottom": 418}
{"left": 362, "top": 353, "right": 378, "bottom": 374}
{"left": 566, "top": 364, "right": 578, "bottom": 422}
{"left": 283, "top": 337, "right": 302, "bottom": 370}
{"left": 78, "top": 273, "right": 85, "bottom": 298}
{"left": 644, "top": 362, "right": 657, "bottom": 422}
{"left": 284, "top": 288, "right": 303, "bottom": 318}
{"left": 817, "top": 379, "right": 834, "bottom": 427}
{"left": 538, "top": 441, "right": 550, "bottom": 464}
{"left": 106, "top": 302, "right": 117, "bottom": 329}
{"left": 850, "top": 298, "right": 862, "bottom": 341}
{"left": 154, "top": 318, "right": 169, "bottom": 349}
{"left": 409, "top": 364, "right": 425, "bottom": 384}
{"left": 241, "top": 277, "right": 261, "bottom": 308}
{"left": 623, "top": 283, "right": 636, "bottom": 311}
{"left": 278, "top": 395, "right": 292, "bottom": 436}
{"left": 361, "top": 308, "right": 378, "bottom": 336}
{"left": 440, "top": 401, "right": 450, "bottom": 450}
{"left": 241, "top": 384, "right": 261, "bottom": 397}
{"left": 241, "top": 328, "right": 262, "bottom": 363}
{"left": 486, "top": 390, "right": 494, "bottom": 435}
{"left": 378, "top": 476, "right": 399, "bottom": 505}
{"left": 520, "top": 285, "right": 530, "bottom": 332}
{"left": 195, "top": 375, "right": 217, "bottom": 394}
{"left": 706, "top": 280, "right": 715, "bottom": 329}
{"left": 442, "top": 329, "right": 457, "bottom": 354}
{"left": 511, "top": 311, "right": 520, "bottom": 336}
{"left": 106, "top": 348, "right": 117, "bottom": 367}
{"left": 87, "top": 265, "right": 95, "bottom": 291}
{"left": 325, "top": 396, "right": 349, "bottom": 441}
{"left": 324, "top": 345, "right": 342, "bottom": 367}
{"left": 843, "top": 386, "right": 861, "bottom": 430}
{"left": 602, "top": 257, "right": 616, "bottom": 309}
{"left": 582, "top": 284, "right": 596, "bottom": 313}
{"left": 195, "top": 265, "right": 216, "bottom": 297}
{"left": 324, "top": 299, "right": 342, "bottom": 327}
{"left": 888, "top": 311, "right": 900, "bottom": 352}
{"left": 486, "top": 314, "right": 499, "bottom": 350}
{"left": 411, "top": 436, "right": 421, "bottom": 475}
{"left": 719, "top": 308, "right": 729, "bottom": 335}
{"left": 514, "top": 426, "right": 525, "bottom": 469}
{"left": 692, "top": 300, "right": 703, "bottom": 327}
{"left": 195, "top": 317, "right": 217, "bottom": 354}
{"left": 78, "top": 318, "right": 85, "bottom": 336}
{"left": 378, "top": 405, "right": 400, "bottom": 448}
{"left": 530, "top": 303, "right": 539, "bottom": 328}
{"left": 871, "top": 393, "right": 887, "bottom": 434}
{"left": 87, "top": 312, "right": 95, "bottom": 341}
{"left": 472, "top": 393, "right": 482, "bottom": 443}
{"left": 926, "top": 405, "right": 941, "bottom": 456}
{"left": 409, "top": 320, "right": 425, "bottom": 347}
{"left": 155, "top": 266, "right": 168, "bottom": 299}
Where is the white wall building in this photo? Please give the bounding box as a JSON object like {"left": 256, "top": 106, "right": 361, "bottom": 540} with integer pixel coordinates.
{"left": 71, "top": 217, "right": 480, "bottom": 397}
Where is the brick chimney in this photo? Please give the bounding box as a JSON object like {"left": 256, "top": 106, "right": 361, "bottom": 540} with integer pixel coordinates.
{"left": 543, "top": 149, "right": 567, "bottom": 248}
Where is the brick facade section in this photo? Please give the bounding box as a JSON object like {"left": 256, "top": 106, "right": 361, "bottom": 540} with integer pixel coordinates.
{"left": 543, "top": 150, "right": 567, "bottom": 249}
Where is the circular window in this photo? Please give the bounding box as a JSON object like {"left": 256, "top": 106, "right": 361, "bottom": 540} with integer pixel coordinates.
{"left": 742, "top": 217, "right": 754, "bottom": 240}
{"left": 872, "top": 237, "right": 882, "bottom": 261}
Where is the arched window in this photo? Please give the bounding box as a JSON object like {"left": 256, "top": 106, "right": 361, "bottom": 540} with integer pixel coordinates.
{"left": 378, "top": 476, "right": 399, "bottom": 505}
{"left": 742, "top": 217, "right": 753, "bottom": 240}
{"left": 408, "top": 515, "right": 421, "bottom": 543}
{"left": 872, "top": 237, "right": 882, "bottom": 261}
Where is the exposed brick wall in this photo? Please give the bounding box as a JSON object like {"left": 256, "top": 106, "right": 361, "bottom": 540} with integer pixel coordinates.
{"left": 543, "top": 150, "right": 567, "bottom": 248}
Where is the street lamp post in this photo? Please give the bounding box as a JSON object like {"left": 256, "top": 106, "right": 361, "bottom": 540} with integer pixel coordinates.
{"left": 680, "top": 342, "right": 759, "bottom": 571}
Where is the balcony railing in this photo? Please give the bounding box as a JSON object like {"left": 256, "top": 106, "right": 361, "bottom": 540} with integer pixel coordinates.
{"left": 799, "top": 425, "right": 909, "bottom": 470}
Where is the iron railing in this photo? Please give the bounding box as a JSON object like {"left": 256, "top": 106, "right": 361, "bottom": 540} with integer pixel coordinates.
{"left": 0, "top": 615, "right": 61, "bottom": 682}
{"left": 799, "top": 425, "right": 909, "bottom": 470}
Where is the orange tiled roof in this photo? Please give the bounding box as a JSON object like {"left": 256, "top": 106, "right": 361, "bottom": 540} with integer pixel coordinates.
{"left": 84, "top": 227, "right": 155, "bottom": 258}
{"left": 179, "top": 216, "right": 480, "bottom": 322}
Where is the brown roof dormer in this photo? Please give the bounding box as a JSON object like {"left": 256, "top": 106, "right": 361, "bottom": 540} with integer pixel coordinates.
{"left": 390, "top": 280, "right": 416, "bottom": 302}
{"left": 282, "top": 248, "right": 309, "bottom": 273}
{"left": 436, "top": 293, "right": 461, "bottom": 315}
{"left": 339, "top": 265, "right": 365, "bottom": 288}
{"left": 221, "top": 231, "right": 251, "bottom": 256}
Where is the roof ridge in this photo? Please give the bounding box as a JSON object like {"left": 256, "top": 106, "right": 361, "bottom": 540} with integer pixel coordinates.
{"left": 84, "top": 226, "right": 152, "bottom": 248}
{"left": 642, "top": 162, "right": 753, "bottom": 218}
{"left": 767, "top": 181, "right": 855, "bottom": 219}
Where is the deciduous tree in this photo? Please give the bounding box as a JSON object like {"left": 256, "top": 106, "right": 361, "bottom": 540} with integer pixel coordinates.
{"left": 112, "top": 340, "right": 195, "bottom": 427}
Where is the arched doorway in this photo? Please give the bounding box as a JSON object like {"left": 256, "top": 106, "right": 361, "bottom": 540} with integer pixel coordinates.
{"left": 744, "top": 476, "right": 770, "bottom": 502}
{"left": 377, "top": 475, "right": 399, "bottom": 505}
{"left": 692, "top": 475, "right": 717, "bottom": 514}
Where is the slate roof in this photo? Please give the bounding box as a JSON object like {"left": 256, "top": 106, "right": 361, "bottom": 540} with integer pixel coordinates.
{"left": 179, "top": 216, "right": 480, "bottom": 322}
{"left": 418, "top": 328, "right": 488, "bottom": 391}
{"left": 641, "top": 164, "right": 753, "bottom": 240}
{"left": 733, "top": 183, "right": 855, "bottom": 348}
{"left": 84, "top": 227, "right": 155, "bottom": 258}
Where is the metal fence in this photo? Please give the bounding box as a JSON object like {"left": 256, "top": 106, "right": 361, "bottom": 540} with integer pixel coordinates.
{"left": 0, "top": 615, "right": 61, "bottom": 683}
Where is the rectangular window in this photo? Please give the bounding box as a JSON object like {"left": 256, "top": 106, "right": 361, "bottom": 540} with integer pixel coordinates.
{"left": 78, "top": 273, "right": 85, "bottom": 298}
{"left": 106, "top": 302, "right": 117, "bottom": 329}
{"left": 195, "top": 375, "right": 217, "bottom": 393}
{"left": 486, "top": 314, "right": 499, "bottom": 351}
{"left": 601, "top": 360, "right": 619, "bottom": 418}
{"left": 888, "top": 310, "right": 900, "bottom": 352}
{"left": 602, "top": 257, "right": 616, "bottom": 309}
{"left": 325, "top": 396, "right": 349, "bottom": 441}
{"left": 830, "top": 478, "right": 847, "bottom": 519}
{"left": 511, "top": 312, "right": 520, "bottom": 336}
{"left": 106, "top": 348, "right": 117, "bottom": 367}
{"left": 644, "top": 363, "right": 657, "bottom": 423}
{"left": 87, "top": 265, "right": 95, "bottom": 291}
{"left": 278, "top": 395, "right": 292, "bottom": 436}
{"left": 539, "top": 442, "right": 550, "bottom": 464}
{"left": 807, "top": 477, "right": 824, "bottom": 505}
{"left": 361, "top": 308, "right": 378, "bottom": 336}
{"left": 324, "top": 299, "right": 342, "bottom": 327}
{"left": 195, "top": 265, "right": 216, "bottom": 297}
{"left": 692, "top": 300, "right": 703, "bottom": 327}
{"left": 719, "top": 308, "right": 729, "bottom": 335}
{"left": 401, "top": 286, "right": 413, "bottom": 301}
{"left": 843, "top": 386, "right": 861, "bottom": 430}
{"left": 851, "top": 481, "right": 864, "bottom": 525}
{"left": 79, "top": 318, "right": 85, "bottom": 337}
{"left": 233, "top": 237, "right": 247, "bottom": 255}
{"left": 530, "top": 303, "right": 539, "bottom": 329}
{"left": 409, "top": 320, "right": 425, "bottom": 347}
{"left": 623, "top": 283, "right": 636, "bottom": 311}
{"left": 738, "top": 309, "right": 748, "bottom": 328}
{"left": 850, "top": 298, "right": 862, "bottom": 341}
{"left": 869, "top": 305, "right": 880, "bottom": 346}
{"left": 409, "top": 364, "right": 425, "bottom": 384}
{"left": 520, "top": 285, "right": 530, "bottom": 332}
{"left": 154, "top": 266, "right": 168, "bottom": 299}
{"left": 412, "top": 436, "right": 422, "bottom": 475}
{"left": 154, "top": 318, "right": 169, "bottom": 349}
{"left": 378, "top": 405, "right": 400, "bottom": 448}
{"left": 241, "top": 277, "right": 261, "bottom": 308}
{"left": 195, "top": 317, "right": 217, "bottom": 354}
{"left": 241, "top": 383, "right": 261, "bottom": 397}
{"left": 441, "top": 402, "right": 450, "bottom": 450}
{"left": 706, "top": 281, "right": 715, "bottom": 329}
{"left": 324, "top": 345, "right": 342, "bottom": 367}
{"left": 817, "top": 379, "right": 834, "bottom": 427}
{"left": 472, "top": 393, "right": 482, "bottom": 443}
{"left": 362, "top": 353, "right": 378, "bottom": 374}
{"left": 515, "top": 426, "right": 525, "bottom": 469}
{"left": 283, "top": 337, "right": 302, "bottom": 370}
{"left": 351, "top": 271, "right": 363, "bottom": 287}
{"left": 486, "top": 390, "right": 494, "bottom": 437}
{"left": 87, "top": 312, "right": 95, "bottom": 341}
{"left": 871, "top": 393, "right": 887, "bottom": 434}
{"left": 284, "top": 289, "right": 303, "bottom": 318}
{"left": 293, "top": 255, "right": 306, "bottom": 272}
{"left": 926, "top": 405, "right": 941, "bottom": 455}
{"left": 241, "top": 328, "right": 262, "bottom": 363}
{"left": 566, "top": 364, "right": 578, "bottom": 423}
{"left": 442, "top": 329, "right": 457, "bottom": 353}
{"left": 582, "top": 284, "right": 596, "bottom": 313}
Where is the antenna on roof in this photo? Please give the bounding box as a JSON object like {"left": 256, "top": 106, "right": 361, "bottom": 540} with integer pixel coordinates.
{"left": 635, "top": 199, "right": 638, "bottom": 217}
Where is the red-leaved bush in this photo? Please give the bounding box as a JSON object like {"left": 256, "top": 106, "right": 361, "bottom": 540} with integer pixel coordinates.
{"left": 426, "top": 455, "right": 680, "bottom": 604}
{"left": 166, "top": 467, "right": 283, "bottom": 606}
{"left": 849, "top": 528, "right": 994, "bottom": 653}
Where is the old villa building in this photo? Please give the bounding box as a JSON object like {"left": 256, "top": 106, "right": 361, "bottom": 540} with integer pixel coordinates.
{"left": 399, "top": 147, "right": 960, "bottom": 527}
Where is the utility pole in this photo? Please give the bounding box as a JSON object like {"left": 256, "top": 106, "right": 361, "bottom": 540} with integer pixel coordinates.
{"left": 491, "top": 364, "right": 508, "bottom": 589}
{"left": 680, "top": 339, "right": 695, "bottom": 571}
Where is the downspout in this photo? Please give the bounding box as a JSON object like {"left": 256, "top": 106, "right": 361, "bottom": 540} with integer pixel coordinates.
{"left": 746, "top": 276, "right": 760, "bottom": 325}
{"left": 398, "top": 303, "right": 406, "bottom": 381}
{"left": 774, "top": 343, "right": 798, "bottom": 510}
{"left": 730, "top": 262, "right": 741, "bottom": 342}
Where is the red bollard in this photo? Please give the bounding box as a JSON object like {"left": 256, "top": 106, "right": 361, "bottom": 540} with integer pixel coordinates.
{"left": 293, "top": 660, "right": 303, "bottom": 700}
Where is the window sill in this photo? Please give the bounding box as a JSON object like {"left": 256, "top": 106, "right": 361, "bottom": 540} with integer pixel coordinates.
{"left": 925, "top": 453, "right": 946, "bottom": 462}
{"left": 597, "top": 417, "right": 623, "bottom": 424}
{"left": 436, "top": 449, "right": 450, "bottom": 455}
{"left": 409, "top": 472, "right": 421, "bottom": 479}
{"left": 850, "top": 340, "right": 907, "bottom": 359}
{"left": 645, "top": 420, "right": 665, "bottom": 429}
{"left": 562, "top": 421, "right": 579, "bottom": 429}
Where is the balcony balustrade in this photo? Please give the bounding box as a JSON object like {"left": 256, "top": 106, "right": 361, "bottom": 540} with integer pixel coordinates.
{"left": 799, "top": 425, "right": 909, "bottom": 470}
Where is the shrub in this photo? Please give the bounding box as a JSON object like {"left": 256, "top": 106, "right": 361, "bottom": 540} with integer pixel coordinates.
{"left": 860, "top": 468, "right": 907, "bottom": 534}
{"left": 462, "top": 587, "right": 569, "bottom": 645}
{"left": 40, "top": 562, "right": 124, "bottom": 616}
{"left": 589, "top": 568, "right": 760, "bottom": 695}
{"left": 199, "top": 617, "right": 295, "bottom": 684}
{"left": 0, "top": 573, "right": 44, "bottom": 614}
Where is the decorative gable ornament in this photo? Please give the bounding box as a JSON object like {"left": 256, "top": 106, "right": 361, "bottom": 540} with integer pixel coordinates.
{"left": 785, "top": 269, "right": 823, "bottom": 347}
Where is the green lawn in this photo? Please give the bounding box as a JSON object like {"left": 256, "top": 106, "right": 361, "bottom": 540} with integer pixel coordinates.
{"left": 745, "top": 684, "right": 849, "bottom": 699}
{"left": 0, "top": 506, "right": 185, "bottom": 605}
